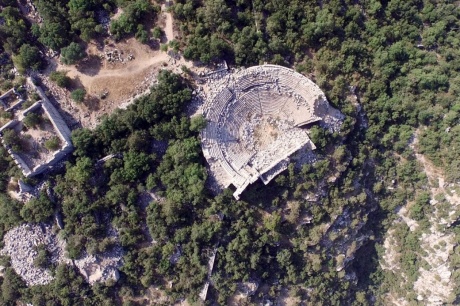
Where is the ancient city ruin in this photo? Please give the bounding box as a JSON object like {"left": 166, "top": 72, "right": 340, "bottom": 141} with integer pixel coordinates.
{"left": 201, "top": 64, "right": 342, "bottom": 199}
{"left": 0, "top": 78, "right": 73, "bottom": 177}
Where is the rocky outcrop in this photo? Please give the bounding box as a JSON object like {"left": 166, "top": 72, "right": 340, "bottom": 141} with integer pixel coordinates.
{"left": 74, "top": 228, "right": 123, "bottom": 285}
{"left": 1, "top": 223, "right": 123, "bottom": 286}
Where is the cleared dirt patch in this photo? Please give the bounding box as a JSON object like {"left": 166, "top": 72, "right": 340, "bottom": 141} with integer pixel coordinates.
{"left": 54, "top": 38, "right": 170, "bottom": 127}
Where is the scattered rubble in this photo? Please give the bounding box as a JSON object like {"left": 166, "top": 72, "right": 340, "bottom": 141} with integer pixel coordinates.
{"left": 237, "top": 281, "right": 259, "bottom": 297}
{"left": 1, "top": 223, "right": 123, "bottom": 287}
{"left": 0, "top": 224, "right": 66, "bottom": 286}
{"left": 74, "top": 225, "right": 123, "bottom": 285}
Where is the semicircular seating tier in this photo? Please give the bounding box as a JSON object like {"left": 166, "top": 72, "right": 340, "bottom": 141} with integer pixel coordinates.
{"left": 201, "top": 64, "right": 334, "bottom": 199}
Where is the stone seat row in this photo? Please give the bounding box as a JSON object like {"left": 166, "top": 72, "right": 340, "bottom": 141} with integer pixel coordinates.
{"left": 222, "top": 143, "right": 254, "bottom": 171}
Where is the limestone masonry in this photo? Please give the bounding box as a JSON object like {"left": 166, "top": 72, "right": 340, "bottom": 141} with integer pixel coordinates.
{"left": 0, "top": 78, "right": 73, "bottom": 177}
{"left": 201, "top": 64, "right": 342, "bottom": 199}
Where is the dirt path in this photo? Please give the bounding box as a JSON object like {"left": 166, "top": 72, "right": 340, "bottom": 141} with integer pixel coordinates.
{"left": 46, "top": 8, "right": 207, "bottom": 128}
{"left": 54, "top": 2, "right": 176, "bottom": 105}
{"left": 57, "top": 52, "right": 169, "bottom": 87}
{"left": 162, "top": 1, "right": 174, "bottom": 43}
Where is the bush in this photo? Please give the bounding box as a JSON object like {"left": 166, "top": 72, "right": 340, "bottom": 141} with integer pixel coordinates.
{"left": 160, "top": 44, "right": 168, "bottom": 52}
{"left": 110, "top": 0, "right": 156, "bottom": 40}
{"left": 2, "top": 129, "right": 22, "bottom": 152}
{"left": 152, "top": 26, "right": 163, "bottom": 39}
{"left": 49, "top": 71, "right": 71, "bottom": 88}
{"left": 33, "top": 245, "right": 50, "bottom": 268}
{"left": 169, "top": 40, "right": 180, "bottom": 52}
{"left": 409, "top": 192, "right": 431, "bottom": 221}
{"left": 30, "top": 92, "right": 41, "bottom": 102}
{"left": 44, "top": 136, "right": 61, "bottom": 151}
{"left": 135, "top": 25, "right": 149, "bottom": 44}
{"left": 71, "top": 88, "right": 86, "bottom": 103}
{"left": 0, "top": 110, "right": 13, "bottom": 120}
{"left": 190, "top": 114, "right": 207, "bottom": 131}
{"left": 23, "top": 112, "right": 42, "bottom": 129}
{"left": 66, "top": 235, "right": 85, "bottom": 259}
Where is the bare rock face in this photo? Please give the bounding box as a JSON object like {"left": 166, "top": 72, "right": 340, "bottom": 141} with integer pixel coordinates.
{"left": 75, "top": 255, "right": 121, "bottom": 284}
{"left": 1, "top": 223, "right": 123, "bottom": 287}
{"left": 74, "top": 237, "right": 123, "bottom": 285}
{"left": 238, "top": 281, "right": 259, "bottom": 297}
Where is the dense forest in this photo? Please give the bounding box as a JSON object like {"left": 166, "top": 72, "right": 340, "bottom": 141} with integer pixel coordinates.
{"left": 0, "top": 0, "right": 459, "bottom": 305}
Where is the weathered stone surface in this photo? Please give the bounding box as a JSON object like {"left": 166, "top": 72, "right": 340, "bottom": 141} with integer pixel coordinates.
{"left": 201, "top": 64, "right": 343, "bottom": 199}
{"left": 1, "top": 224, "right": 123, "bottom": 286}
{"left": 0, "top": 224, "right": 66, "bottom": 286}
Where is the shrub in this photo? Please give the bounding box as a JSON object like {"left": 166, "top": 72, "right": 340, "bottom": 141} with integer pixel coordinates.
{"left": 110, "top": 0, "right": 157, "bottom": 40}
{"left": 71, "top": 88, "right": 86, "bottom": 103}
{"left": 66, "top": 235, "right": 85, "bottom": 259}
{"left": 152, "top": 26, "right": 163, "bottom": 39}
{"left": 30, "top": 92, "right": 41, "bottom": 102}
{"left": 160, "top": 44, "right": 168, "bottom": 52}
{"left": 0, "top": 110, "right": 13, "bottom": 120}
{"left": 2, "top": 129, "right": 22, "bottom": 152}
{"left": 190, "top": 114, "right": 207, "bottom": 131}
{"left": 169, "top": 40, "right": 180, "bottom": 52}
{"left": 23, "top": 112, "right": 42, "bottom": 129}
{"left": 44, "top": 136, "right": 61, "bottom": 151}
{"left": 49, "top": 71, "right": 71, "bottom": 88}
{"left": 33, "top": 245, "right": 50, "bottom": 268}
{"left": 20, "top": 191, "right": 55, "bottom": 223}
{"left": 13, "top": 44, "right": 42, "bottom": 73}
{"left": 135, "top": 25, "right": 149, "bottom": 44}
{"left": 409, "top": 191, "right": 431, "bottom": 221}
{"left": 21, "top": 100, "right": 34, "bottom": 110}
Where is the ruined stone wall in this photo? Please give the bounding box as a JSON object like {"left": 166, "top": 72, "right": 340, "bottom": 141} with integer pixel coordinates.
{"left": 27, "top": 78, "right": 72, "bottom": 144}
{"left": 0, "top": 80, "right": 74, "bottom": 177}
{"left": 0, "top": 119, "right": 19, "bottom": 133}
{"left": 41, "top": 101, "right": 72, "bottom": 144}
{"left": 30, "top": 143, "right": 73, "bottom": 175}
{"left": 5, "top": 146, "right": 32, "bottom": 176}
{"left": 22, "top": 101, "right": 42, "bottom": 116}
{"left": 0, "top": 88, "right": 14, "bottom": 101}
{"left": 0, "top": 119, "right": 32, "bottom": 175}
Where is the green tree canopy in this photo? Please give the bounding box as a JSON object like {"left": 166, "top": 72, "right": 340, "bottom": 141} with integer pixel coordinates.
{"left": 20, "top": 192, "right": 55, "bottom": 223}
{"left": 39, "top": 21, "right": 70, "bottom": 50}
{"left": 71, "top": 88, "right": 86, "bottom": 102}
{"left": 13, "top": 44, "right": 42, "bottom": 73}
{"left": 60, "top": 42, "right": 86, "bottom": 65}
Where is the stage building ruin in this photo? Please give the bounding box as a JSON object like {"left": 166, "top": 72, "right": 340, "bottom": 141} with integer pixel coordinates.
{"left": 201, "top": 64, "right": 342, "bottom": 199}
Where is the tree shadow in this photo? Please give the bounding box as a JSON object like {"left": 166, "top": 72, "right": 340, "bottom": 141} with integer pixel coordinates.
{"left": 159, "top": 34, "right": 168, "bottom": 45}
{"left": 84, "top": 95, "right": 100, "bottom": 112}
{"left": 147, "top": 39, "right": 160, "bottom": 51}
{"left": 69, "top": 76, "right": 84, "bottom": 91}
{"left": 76, "top": 55, "right": 102, "bottom": 76}
{"left": 90, "top": 36, "right": 107, "bottom": 52}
